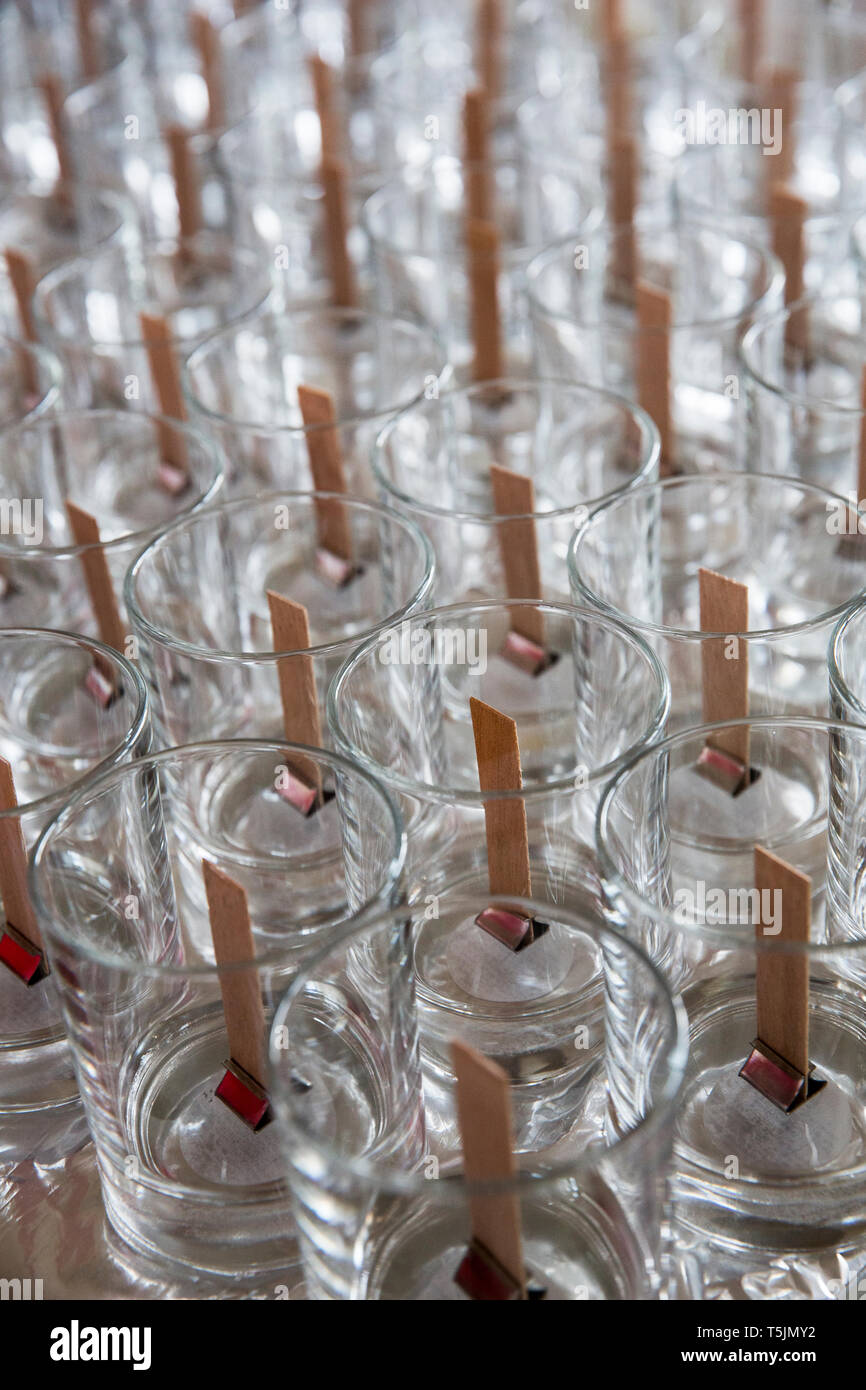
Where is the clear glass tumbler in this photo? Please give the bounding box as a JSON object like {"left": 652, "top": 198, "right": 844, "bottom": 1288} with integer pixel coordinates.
{"left": 269, "top": 901, "right": 687, "bottom": 1300}
{"left": 598, "top": 715, "right": 866, "bottom": 1297}
{"left": 30, "top": 739, "right": 408, "bottom": 1277}
{"left": 0, "top": 628, "right": 148, "bottom": 1163}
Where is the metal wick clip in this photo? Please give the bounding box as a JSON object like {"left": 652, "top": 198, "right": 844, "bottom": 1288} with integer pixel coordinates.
{"left": 694, "top": 744, "right": 759, "bottom": 797}
{"left": 739, "top": 1038, "right": 827, "bottom": 1113}
{"left": 276, "top": 763, "right": 335, "bottom": 817}
{"left": 0, "top": 921, "right": 49, "bottom": 985}
{"left": 315, "top": 547, "right": 363, "bottom": 589}
{"left": 500, "top": 629, "right": 559, "bottom": 677}
{"left": 83, "top": 664, "right": 122, "bottom": 709}
{"left": 156, "top": 460, "right": 190, "bottom": 497}
{"left": 475, "top": 905, "right": 549, "bottom": 953}
{"left": 214, "top": 1059, "right": 273, "bottom": 1131}
{"left": 455, "top": 1238, "right": 547, "bottom": 1301}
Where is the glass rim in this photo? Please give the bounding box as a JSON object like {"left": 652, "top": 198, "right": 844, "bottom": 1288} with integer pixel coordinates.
{"left": 741, "top": 294, "right": 866, "bottom": 411}
{"left": 181, "top": 303, "right": 446, "bottom": 433}
{"left": 268, "top": 896, "right": 689, "bottom": 1199}
{"left": 568, "top": 471, "right": 866, "bottom": 640}
{"left": 0, "top": 626, "right": 149, "bottom": 819}
{"left": 124, "top": 488, "right": 436, "bottom": 662}
{"left": 371, "top": 376, "right": 661, "bottom": 522}
{"left": 360, "top": 153, "right": 603, "bottom": 263}
{"left": 0, "top": 408, "right": 225, "bottom": 559}
{"left": 0, "top": 333, "right": 62, "bottom": 425}
{"left": 525, "top": 220, "right": 785, "bottom": 333}
{"left": 327, "top": 596, "right": 671, "bottom": 803}
{"left": 830, "top": 602, "right": 866, "bottom": 722}
{"left": 596, "top": 712, "right": 866, "bottom": 953}
{"left": 29, "top": 738, "right": 407, "bottom": 976}
{"left": 32, "top": 236, "right": 270, "bottom": 352}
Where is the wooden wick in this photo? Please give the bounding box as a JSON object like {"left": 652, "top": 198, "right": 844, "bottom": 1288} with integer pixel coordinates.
{"left": 636, "top": 280, "right": 674, "bottom": 475}
{"left": 267, "top": 591, "right": 325, "bottom": 804}
{"left": 75, "top": 0, "right": 102, "bottom": 83}
{"left": 699, "top": 567, "right": 751, "bottom": 776}
{"left": 65, "top": 501, "right": 126, "bottom": 674}
{"left": 297, "top": 384, "right": 354, "bottom": 565}
{"left": 739, "top": 0, "right": 761, "bottom": 86}
{"left": 348, "top": 0, "right": 369, "bottom": 61}
{"left": 308, "top": 54, "right": 341, "bottom": 162}
{"left": 765, "top": 65, "right": 798, "bottom": 188}
{"left": 320, "top": 157, "right": 358, "bottom": 308}
{"left": 202, "top": 860, "right": 268, "bottom": 1090}
{"left": 602, "top": 0, "right": 624, "bottom": 43}
{"left": 38, "top": 73, "right": 73, "bottom": 206}
{"left": 463, "top": 88, "right": 492, "bottom": 224}
{"left": 753, "top": 846, "right": 810, "bottom": 1081}
{"left": 470, "top": 697, "right": 532, "bottom": 902}
{"left": 166, "top": 124, "right": 201, "bottom": 250}
{"left": 467, "top": 219, "right": 504, "bottom": 383}
{"left": 858, "top": 364, "right": 866, "bottom": 507}
{"left": 4, "top": 249, "right": 39, "bottom": 395}
{"left": 609, "top": 134, "right": 637, "bottom": 290}
{"left": 190, "top": 11, "right": 225, "bottom": 133}
{"left": 138, "top": 311, "right": 190, "bottom": 476}
{"left": 770, "top": 185, "right": 808, "bottom": 357}
{"left": 452, "top": 1039, "right": 526, "bottom": 1299}
{"left": 476, "top": 0, "right": 503, "bottom": 105}
{"left": 489, "top": 464, "right": 546, "bottom": 653}
{"left": 0, "top": 758, "right": 45, "bottom": 953}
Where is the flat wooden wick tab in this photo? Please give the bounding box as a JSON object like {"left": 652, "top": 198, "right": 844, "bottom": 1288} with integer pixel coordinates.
{"left": 139, "top": 311, "right": 190, "bottom": 490}
{"left": 476, "top": 0, "right": 503, "bottom": 104}
{"left": 452, "top": 1040, "right": 541, "bottom": 1300}
{"left": 297, "top": 384, "right": 358, "bottom": 583}
{"left": 65, "top": 501, "right": 126, "bottom": 703}
{"left": 191, "top": 11, "right": 225, "bottom": 132}
{"left": 467, "top": 219, "right": 504, "bottom": 383}
{"left": 4, "top": 248, "right": 39, "bottom": 394}
{"left": 636, "top": 279, "right": 674, "bottom": 476}
{"left": 463, "top": 89, "right": 492, "bottom": 223}
{"left": 166, "top": 124, "right": 201, "bottom": 251}
{"left": 39, "top": 73, "right": 74, "bottom": 205}
{"left": 739, "top": 847, "right": 824, "bottom": 1113}
{"left": 203, "top": 860, "right": 272, "bottom": 1130}
{"left": 0, "top": 758, "right": 48, "bottom": 984}
{"left": 489, "top": 464, "right": 555, "bottom": 675}
{"left": 470, "top": 697, "right": 546, "bottom": 951}
{"left": 320, "top": 157, "right": 358, "bottom": 309}
{"left": 770, "top": 185, "right": 808, "bottom": 358}
{"left": 696, "top": 567, "right": 755, "bottom": 795}
{"left": 267, "top": 591, "right": 329, "bottom": 814}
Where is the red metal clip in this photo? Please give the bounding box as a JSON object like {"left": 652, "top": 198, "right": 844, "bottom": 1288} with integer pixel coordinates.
{"left": 84, "top": 665, "right": 120, "bottom": 709}
{"left": 315, "top": 548, "right": 361, "bottom": 589}
{"left": 214, "top": 1059, "right": 272, "bottom": 1131}
{"left": 475, "top": 906, "right": 549, "bottom": 952}
{"left": 454, "top": 1238, "right": 547, "bottom": 1300}
{"left": 0, "top": 922, "right": 49, "bottom": 985}
{"left": 694, "top": 744, "right": 759, "bottom": 797}
{"left": 501, "top": 630, "right": 558, "bottom": 677}
{"left": 739, "top": 1038, "right": 826, "bottom": 1113}
{"left": 157, "top": 461, "right": 190, "bottom": 496}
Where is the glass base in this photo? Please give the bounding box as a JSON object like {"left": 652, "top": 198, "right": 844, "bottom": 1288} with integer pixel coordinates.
{"left": 674, "top": 975, "right": 866, "bottom": 1270}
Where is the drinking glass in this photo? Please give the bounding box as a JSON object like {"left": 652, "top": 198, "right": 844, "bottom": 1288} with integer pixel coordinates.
{"left": 183, "top": 304, "right": 445, "bottom": 496}
{"left": 569, "top": 472, "right": 866, "bottom": 721}
{"left": 598, "top": 714, "right": 866, "bottom": 1296}
{"left": 269, "top": 900, "right": 687, "bottom": 1299}
{"left": 125, "top": 491, "right": 435, "bottom": 746}
{"left": 30, "top": 739, "right": 408, "bottom": 1276}
{"left": 527, "top": 221, "right": 784, "bottom": 473}
{"left": 373, "top": 377, "right": 659, "bottom": 605}
{"left": 0, "top": 628, "right": 148, "bottom": 1163}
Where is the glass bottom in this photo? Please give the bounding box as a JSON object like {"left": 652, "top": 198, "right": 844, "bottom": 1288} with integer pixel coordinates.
{"left": 104, "top": 1003, "right": 297, "bottom": 1276}
{"left": 366, "top": 1184, "right": 647, "bottom": 1300}
{"left": 0, "top": 966, "right": 84, "bottom": 1163}
{"left": 673, "top": 975, "right": 866, "bottom": 1270}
